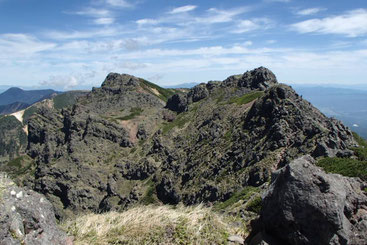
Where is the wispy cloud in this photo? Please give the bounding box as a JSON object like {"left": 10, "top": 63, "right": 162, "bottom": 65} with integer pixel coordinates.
{"left": 291, "top": 9, "right": 367, "bottom": 37}
{"left": 296, "top": 8, "right": 326, "bottom": 16}
{"left": 0, "top": 33, "right": 56, "bottom": 58}
{"left": 74, "top": 7, "right": 111, "bottom": 17}
{"left": 104, "top": 0, "right": 132, "bottom": 8}
{"left": 40, "top": 75, "right": 79, "bottom": 90}
{"left": 196, "top": 7, "right": 250, "bottom": 24}
{"left": 94, "top": 17, "right": 115, "bottom": 25}
{"left": 169, "top": 5, "right": 197, "bottom": 14}
{"left": 136, "top": 18, "right": 159, "bottom": 26}
{"left": 232, "top": 18, "right": 273, "bottom": 33}
{"left": 44, "top": 27, "right": 120, "bottom": 40}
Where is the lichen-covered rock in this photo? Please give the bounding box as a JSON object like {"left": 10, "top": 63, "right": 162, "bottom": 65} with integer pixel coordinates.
{"left": 0, "top": 173, "right": 71, "bottom": 245}
{"left": 247, "top": 156, "right": 367, "bottom": 245}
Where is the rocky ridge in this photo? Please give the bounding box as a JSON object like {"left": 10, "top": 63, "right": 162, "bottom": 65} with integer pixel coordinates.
{"left": 3, "top": 67, "right": 358, "bottom": 222}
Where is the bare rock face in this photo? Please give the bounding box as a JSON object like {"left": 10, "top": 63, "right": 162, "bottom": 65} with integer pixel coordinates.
{"left": 224, "top": 67, "right": 277, "bottom": 90}
{"left": 247, "top": 156, "right": 367, "bottom": 245}
{"left": 0, "top": 173, "right": 71, "bottom": 245}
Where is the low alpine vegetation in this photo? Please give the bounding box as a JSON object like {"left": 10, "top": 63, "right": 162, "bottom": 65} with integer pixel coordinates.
{"left": 62, "top": 205, "right": 242, "bottom": 245}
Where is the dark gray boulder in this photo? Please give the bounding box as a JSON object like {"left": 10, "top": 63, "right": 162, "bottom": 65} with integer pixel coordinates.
{"left": 0, "top": 173, "right": 72, "bottom": 245}
{"left": 247, "top": 155, "right": 367, "bottom": 245}
{"left": 187, "top": 84, "right": 209, "bottom": 103}
{"left": 165, "top": 93, "right": 188, "bottom": 113}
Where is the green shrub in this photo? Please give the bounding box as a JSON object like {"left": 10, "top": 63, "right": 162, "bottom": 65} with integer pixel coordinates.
{"left": 246, "top": 195, "right": 262, "bottom": 214}
{"left": 353, "top": 147, "right": 367, "bottom": 161}
{"left": 316, "top": 157, "right": 367, "bottom": 181}
{"left": 23, "top": 106, "right": 37, "bottom": 123}
{"left": 229, "top": 91, "right": 264, "bottom": 105}
{"left": 353, "top": 132, "right": 367, "bottom": 148}
{"left": 139, "top": 78, "right": 175, "bottom": 102}
{"left": 1, "top": 155, "right": 35, "bottom": 177}
{"left": 116, "top": 107, "right": 143, "bottom": 121}
{"left": 214, "top": 186, "right": 259, "bottom": 211}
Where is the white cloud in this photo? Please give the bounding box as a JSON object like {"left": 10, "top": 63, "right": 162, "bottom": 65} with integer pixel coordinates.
{"left": 74, "top": 8, "right": 111, "bottom": 17}
{"left": 40, "top": 75, "right": 79, "bottom": 90}
{"left": 291, "top": 9, "right": 367, "bottom": 37}
{"left": 196, "top": 8, "right": 250, "bottom": 24}
{"left": 296, "top": 8, "right": 326, "bottom": 16}
{"left": 94, "top": 17, "right": 115, "bottom": 25}
{"left": 104, "top": 0, "right": 132, "bottom": 8}
{"left": 44, "top": 27, "right": 120, "bottom": 40}
{"left": 244, "top": 41, "right": 253, "bottom": 46}
{"left": 136, "top": 18, "right": 159, "bottom": 26}
{"left": 169, "top": 5, "right": 197, "bottom": 14}
{"left": 233, "top": 18, "right": 273, "bottom": 33}
{"left": 0, "top": 33, "right": 56, "bottom": 58}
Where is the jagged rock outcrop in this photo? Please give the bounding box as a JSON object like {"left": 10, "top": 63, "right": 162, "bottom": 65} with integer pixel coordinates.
{"left": 166, "top": 67, "right": 278, "bottom": 113}
{"left": 6, "top": 67, "right": 357, "bottom": 220}
{"left": 243, "top": 84, "right": 355, "bottom": 163}
{"left": 165, "top": 93, "right": 188, "bottom": 113}
{"left": 0, "top": 173, "right": 71, "bottom": 245}
{"left": 247, "top": 156, "right": 367, "bottom": 245}
{"left": 224, "top": 66, "right": 277, "bottom": 90}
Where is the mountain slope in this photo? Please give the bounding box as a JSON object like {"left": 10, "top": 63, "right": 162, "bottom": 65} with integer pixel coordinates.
{"left": 0, "top": 90, "right": 88, "bottom": 164}
{"left": 0, "top": 87, "right": 60, "bottom": 106}
{"left": 9, "top": 67, "right": 356, "bottom": 220}
{"left": 0, "top": 102, "right": 29, "bottom": 115}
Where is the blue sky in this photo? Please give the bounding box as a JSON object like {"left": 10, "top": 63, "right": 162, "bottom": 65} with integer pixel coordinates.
{"left": 1, "top": 0, "right": 367, "bottom": 90}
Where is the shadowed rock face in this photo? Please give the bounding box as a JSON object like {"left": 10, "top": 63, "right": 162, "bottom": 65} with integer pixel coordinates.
{"left": 247, "top": 156, "right": 367, "bottom": 245}
{"left": 0, "top": 173, "right": 71, "bottom": 244}
{"left": 15, "top": 67, "right": 358, "bottom": 220}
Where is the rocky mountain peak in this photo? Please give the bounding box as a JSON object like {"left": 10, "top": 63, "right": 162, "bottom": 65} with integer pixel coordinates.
{"left": 224, "top": 66, "right": 277, "bottom": 90}
{"left": 4, "top": 67, "right": 361, "bottom": 223}
{"left": 101, "top": 73, "right": 140, "bottom": 92}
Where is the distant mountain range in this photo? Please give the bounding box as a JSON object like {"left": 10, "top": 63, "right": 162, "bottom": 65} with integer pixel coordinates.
{"left": 0, "top": 87, "right": 61, "bottom": 106}
{"left": 0, "top": 87, "right": 63, "bottom": 115}
{"left": 293, "top": 86, "right": 367, "bottom": 139}
{"left": 165, "top": 82, "right": 200, "bottom": 89}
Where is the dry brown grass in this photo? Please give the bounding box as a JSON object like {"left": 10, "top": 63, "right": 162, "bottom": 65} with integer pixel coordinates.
{"left": 62, "top": 204, "right": 243, "bottom": 245}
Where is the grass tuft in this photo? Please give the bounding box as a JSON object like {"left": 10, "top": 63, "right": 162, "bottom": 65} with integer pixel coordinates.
{"left": 62, "top": 205, "right": 240, "bottom": 245}
{"left": 228, "top": 91, "right": 264, "bottom": 105}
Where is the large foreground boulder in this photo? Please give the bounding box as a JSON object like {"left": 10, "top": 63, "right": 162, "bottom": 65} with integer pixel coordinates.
{"left": 247, "top": 156, "right": 367, "bottom": 245}
{"left": 0, "top": 173, "right": 71, "bottom": 245}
